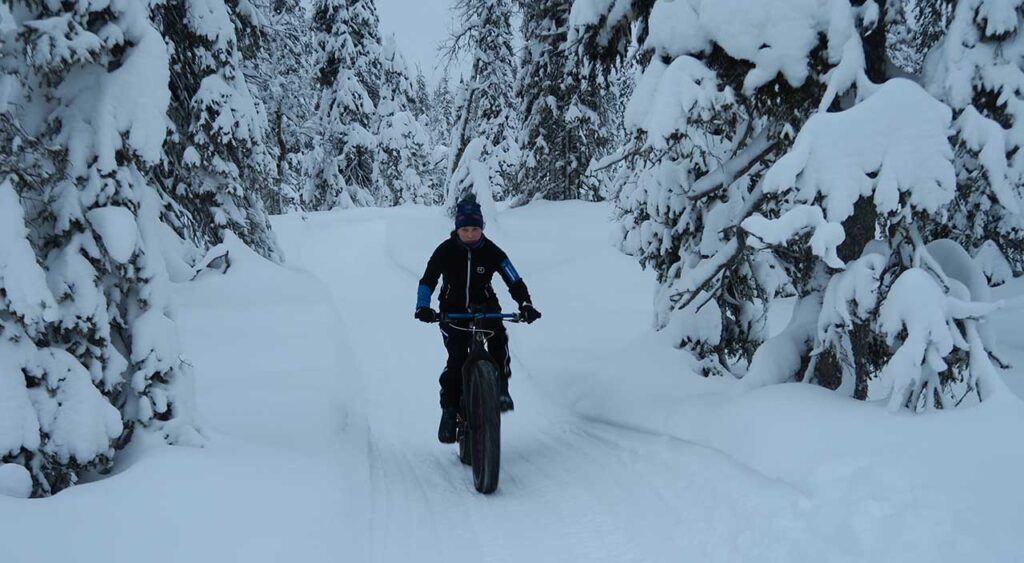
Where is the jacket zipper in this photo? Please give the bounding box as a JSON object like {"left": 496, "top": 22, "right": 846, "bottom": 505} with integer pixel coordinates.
{"left": 465, "top": 249, "right": 472, "bottom": 308}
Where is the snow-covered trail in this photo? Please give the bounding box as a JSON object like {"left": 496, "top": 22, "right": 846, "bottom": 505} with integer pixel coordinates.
{"left": 273, "top": 203, "right": 813, "bottom": 562}
{"left": 6, "top": 202, "right": 1024, "bottom": 563}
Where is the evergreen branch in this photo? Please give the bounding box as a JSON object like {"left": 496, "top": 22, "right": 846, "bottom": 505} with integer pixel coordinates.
{"left": 687, "top": 130, "right": 775, "bottom": 201}
{"left": 669, "top": 231, "right": 748, "bottom": 313}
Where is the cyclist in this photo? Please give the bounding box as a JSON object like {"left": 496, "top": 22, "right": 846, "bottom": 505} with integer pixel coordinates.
{"left": 415, "top": 194, "right": 541, "bottom": 443}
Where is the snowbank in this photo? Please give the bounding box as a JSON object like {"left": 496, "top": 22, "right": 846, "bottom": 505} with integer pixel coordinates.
{"left": 0, "top": 229, "right": 369, "bottom": 563}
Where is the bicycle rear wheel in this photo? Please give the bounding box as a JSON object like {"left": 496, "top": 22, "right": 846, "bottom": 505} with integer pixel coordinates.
{"left": 467, "top": 360, "right": 501, "bottom": 494}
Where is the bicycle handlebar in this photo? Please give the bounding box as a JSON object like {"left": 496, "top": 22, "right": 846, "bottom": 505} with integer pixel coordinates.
{"left": 436, "top": 312, "right": 522, "bottom": 323}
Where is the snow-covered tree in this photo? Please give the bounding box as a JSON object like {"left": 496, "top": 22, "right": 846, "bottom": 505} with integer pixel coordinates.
{"left": 445, "top": 137, "right": 500, "bottom": 221}
{"left": 1, "top": 0, "right": 200, "bottom": 494}
{"left": 445, "top": 0, "right": 519, "bottom": 208}
{"left": 411, "top": 66, "right": 431, "bottom": 120}
{"left": 588, "top": 47, "right": 640, "bottom": 203}
{"left": 925, "top": 0, "right": 1024, "bottom": 276}
{"left": 741, "top": 78, "right": 1012, "bottom": 410}
{"left": 429, "top": 72, "right": 455, "bottom": 146}
{"left": 153, "top": 0, "right": 282, "bottom": 261}
{"left": 572, "top": 0, "right": 1016, "bottom": 409}
{"left": 306, "top": 0, "right": 383, "bottom": 210}
{"left": 887, "top": 0, "right": 954, "bottom": 74}
{"left": 514, "top": 0, "right": 610, "bottom": 203}
{"left": 569, "top": 0, "right": 875, "bottom": 376}
{"left": 0, "top": 175, "right": 123, "bottom": 497}
{"left": 376, "top": 36, "right": 433, "bottom": 205}
{"left": 250, "top": 0, "right": 317, "bottom": 214}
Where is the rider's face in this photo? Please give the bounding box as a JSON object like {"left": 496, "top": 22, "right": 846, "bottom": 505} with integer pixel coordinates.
{"left": 457, "top": 226, "right": 482, "bottom": 244}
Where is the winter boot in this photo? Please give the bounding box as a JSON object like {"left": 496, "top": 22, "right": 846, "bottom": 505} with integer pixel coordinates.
{"left": 438, "top": 408, "right": 458, "bottom": 443}
{"left": 499, "top": 378, "right": 514, "bottom": 412}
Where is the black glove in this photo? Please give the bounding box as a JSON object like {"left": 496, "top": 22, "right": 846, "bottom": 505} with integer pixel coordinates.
{"left": 415, "top": 307, "right": 438, "bottom": 323}
{"left": 519, "top": 303, "right": 541, "bottom": 324}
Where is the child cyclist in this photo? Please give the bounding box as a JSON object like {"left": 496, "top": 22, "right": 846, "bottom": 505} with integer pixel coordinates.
{"left": 414, "top": 195, "right": 541, "bottom": 443}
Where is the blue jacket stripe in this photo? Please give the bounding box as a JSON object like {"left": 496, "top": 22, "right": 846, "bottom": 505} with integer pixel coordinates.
{"left": 501, "top": 259, "right": 521, "bottom": 283}
{"left": 417, "top": 284, "right": 432, "bottom": 309}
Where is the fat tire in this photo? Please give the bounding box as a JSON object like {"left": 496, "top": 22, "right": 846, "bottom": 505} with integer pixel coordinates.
{"left": 468, "top": 360, "right": 501, "bottom": 494}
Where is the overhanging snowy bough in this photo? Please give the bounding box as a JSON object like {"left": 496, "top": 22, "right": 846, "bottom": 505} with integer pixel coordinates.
{"left": 741, "top": 79, "right": 1016, "bottom": 410}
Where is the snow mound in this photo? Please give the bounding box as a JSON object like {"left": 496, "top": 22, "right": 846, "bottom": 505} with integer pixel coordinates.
{"left": 86, "top": 206, "right": 138, "bottom": 264}
{"left": 0, "top": 464, "right": 31, "bottom": 498}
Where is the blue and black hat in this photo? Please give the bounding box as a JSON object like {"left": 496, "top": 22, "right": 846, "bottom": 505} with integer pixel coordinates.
{"left": 455, "top": 195, "right": 484, "bottom": 229}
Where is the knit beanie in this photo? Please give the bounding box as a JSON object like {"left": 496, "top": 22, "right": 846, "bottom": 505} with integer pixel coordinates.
{"left": 455, "top": 195, "right": 484, "bottom": 229}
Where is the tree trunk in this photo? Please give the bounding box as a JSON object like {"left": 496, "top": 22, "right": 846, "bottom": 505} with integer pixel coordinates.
{"left": 813, "top": 1, "right": 888, "bottom": 397}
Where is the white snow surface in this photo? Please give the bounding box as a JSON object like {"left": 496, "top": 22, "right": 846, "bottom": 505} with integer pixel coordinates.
{"left": 3, "top": 202, "right": 1024, "bottom": 561}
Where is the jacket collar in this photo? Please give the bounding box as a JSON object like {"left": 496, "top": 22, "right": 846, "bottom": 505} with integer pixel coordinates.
{"left": 450, "top": 230, "right": 486, "bottom": 250}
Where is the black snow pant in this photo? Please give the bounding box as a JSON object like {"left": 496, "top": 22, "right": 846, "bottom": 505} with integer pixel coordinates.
{"left": 438, "top": 319, "right": 510, "bottom": 410}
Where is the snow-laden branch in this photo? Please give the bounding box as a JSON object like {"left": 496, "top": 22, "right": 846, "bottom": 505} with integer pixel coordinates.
{"left": 688, "top": 129, "right": 775, "bottom": 201}
{"left": 761, "top": 79, "right": 956, "bottom": 223}
{"left": 742, "top": 205, "right": 846, "bottom": 270}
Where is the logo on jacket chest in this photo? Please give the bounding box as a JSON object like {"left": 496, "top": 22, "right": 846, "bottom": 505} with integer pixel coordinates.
{"left": 476, "top": 266, "right": 485, "bottom": 274}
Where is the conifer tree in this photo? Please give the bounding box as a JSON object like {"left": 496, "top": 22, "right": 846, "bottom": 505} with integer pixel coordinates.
{"left": 514, "top": 0, "right": 609, "bottom": 203}
{"left": 153, "top": 0, "right": 283, "bottom": 261}
{"left": 445, "top": 0, "right": 519, "bottom": 208}
{"left": 251, "top": 0, "right": 317, "bottom": 214}
{"left": 573, "top": 0, "right": 1016, "bottom": 409}
{"left": 429, "top": 73, "right": 455, "bottom": 146}
{"left": 569, "top": 0, "right": 856, "bottom": 375}
{"left": 925, "top": 0, "right": 1024, "bottom": 275}
{"left": 376, "top": 36, "right": 433, "bottom": 205}
{"left": 307, "top": 0, "right": 383, "bottom": 210}
{"left": 887, "top": 0, "right": 955, "bottom": 74}
{"left": 1, "top": 0, "right": 199, "bottom": 495}
{"left": 411, "top": 67, "right": 431, "bottom": 120}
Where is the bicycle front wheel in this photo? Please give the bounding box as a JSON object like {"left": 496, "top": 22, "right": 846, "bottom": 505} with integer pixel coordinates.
{"left": 467, "top": 360, "right": 501, "bottom": 494}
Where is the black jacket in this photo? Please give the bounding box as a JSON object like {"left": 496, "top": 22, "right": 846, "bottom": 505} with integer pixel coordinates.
{"left": 417, "top": 232, "right": 532, "bottom": 314}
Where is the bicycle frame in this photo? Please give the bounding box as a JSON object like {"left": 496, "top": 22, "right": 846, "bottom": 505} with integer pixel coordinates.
{"left": 441, "top": 311, "right": 520, "bottom": 363}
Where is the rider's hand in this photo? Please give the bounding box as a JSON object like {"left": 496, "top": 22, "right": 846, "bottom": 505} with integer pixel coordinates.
{"left": 415, "top": 307, "right": 438, "bottom": 323}
{"left": 519, "top": 303, "right": 541, "bottom": 324}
